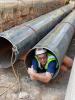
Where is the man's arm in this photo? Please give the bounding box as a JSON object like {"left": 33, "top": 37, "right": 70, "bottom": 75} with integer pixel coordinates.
{"left": 28, "top": 67, "right": 53, "bottom": 83}
{"left": 32, "top": 72, "right": 53, "bottom": 83}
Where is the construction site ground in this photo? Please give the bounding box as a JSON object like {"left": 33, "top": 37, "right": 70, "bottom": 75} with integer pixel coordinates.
{"left": 0, "top": 34, "right": 74, "bottom": 100}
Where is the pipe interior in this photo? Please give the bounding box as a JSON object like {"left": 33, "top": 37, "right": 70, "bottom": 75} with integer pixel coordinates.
{"left": 0, "top": 37, "right": 15, "bottom": 68}
{"left": 25, "top": 48, "right": 59, "bottom": 78}
{"left": 25, "top": 48, "right": 59, "bottom": 68}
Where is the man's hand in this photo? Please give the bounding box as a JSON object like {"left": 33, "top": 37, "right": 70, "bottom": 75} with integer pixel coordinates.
{"left": 27, "top": 65, "right": 36, "bottom": 80}
{"left": 28, "top": 65, "right": 35, "bottom": 75}
{"left": 27, "top": 65, "right": 52, "bottom": 83}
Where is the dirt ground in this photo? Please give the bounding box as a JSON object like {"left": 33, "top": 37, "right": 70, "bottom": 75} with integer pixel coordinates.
{"left": 0, "top": 34, "right": 74, "bottom": 100}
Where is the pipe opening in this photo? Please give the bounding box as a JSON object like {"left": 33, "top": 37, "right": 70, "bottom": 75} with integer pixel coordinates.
{"left": 0, "top": 37, "right": 15, "bottom": 68}
{"left": 25, "top": 48, "right": 59, "bottom": 78}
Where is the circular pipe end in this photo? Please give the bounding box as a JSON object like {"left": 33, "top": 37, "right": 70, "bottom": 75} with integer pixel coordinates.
{"left": 25, "top": 47, "right": 60, "bottom": 78}
{"left": 0, "top": 37, "right": 16, "bottom": 68}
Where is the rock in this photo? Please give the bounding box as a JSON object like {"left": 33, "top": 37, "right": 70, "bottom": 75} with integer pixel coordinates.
{"left": 19, "top": 91, "right": 29, "bottom": 99}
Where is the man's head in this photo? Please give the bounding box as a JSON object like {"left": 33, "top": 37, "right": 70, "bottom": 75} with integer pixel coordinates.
{"left": 35, "top": 48, "right": 47, "bottom": 66}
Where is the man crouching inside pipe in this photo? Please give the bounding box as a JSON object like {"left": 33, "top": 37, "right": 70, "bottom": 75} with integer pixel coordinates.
{"left": 28, "top": 48, "right": 73, "bottom": 83}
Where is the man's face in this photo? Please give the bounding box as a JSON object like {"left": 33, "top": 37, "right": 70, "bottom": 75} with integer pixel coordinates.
{"left": 37, "top": 53, "right": 47, "bottom": 66}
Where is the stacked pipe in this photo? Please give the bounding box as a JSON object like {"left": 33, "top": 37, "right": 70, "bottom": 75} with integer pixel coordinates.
{"left": 0, "top": 4, "right": 74, "bottom": 68}
{"left": 25, "top": 10, "right": 75, "bottom": 78}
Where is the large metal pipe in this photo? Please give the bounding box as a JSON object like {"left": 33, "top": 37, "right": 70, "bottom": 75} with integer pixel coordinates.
{"left": 65, "top": 58, "right": 75, "bottom": 100}
{"left": 25, "top": 10, "right": 75, "bottom": 78}
{"left": 0, "top": 4, "right": 74, "bottom": 68}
